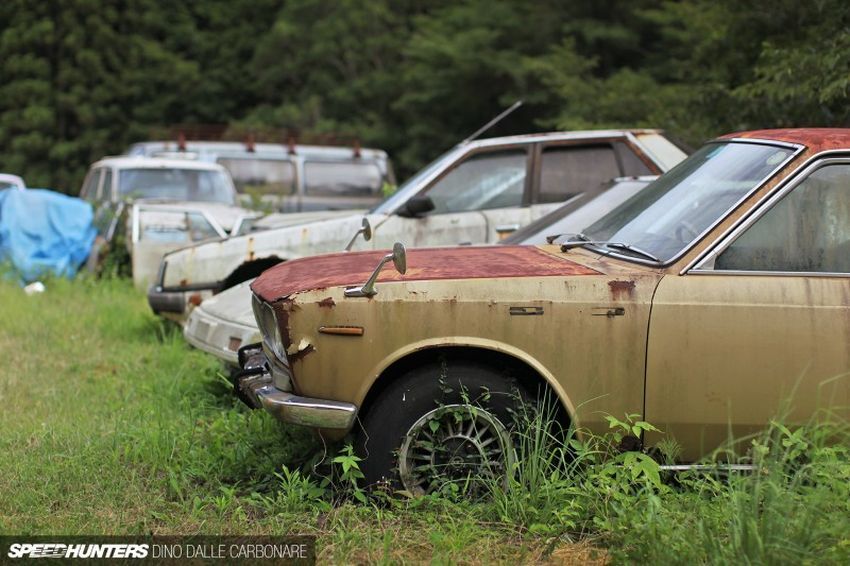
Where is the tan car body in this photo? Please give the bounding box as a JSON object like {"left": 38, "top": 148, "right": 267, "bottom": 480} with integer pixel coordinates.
{"left": 248, "top": 129, "right": 850, "bottom": 462}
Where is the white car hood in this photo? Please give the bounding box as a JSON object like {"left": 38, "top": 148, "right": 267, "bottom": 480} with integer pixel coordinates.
{"left": 199, "top": 279, "right": 256, "bottom": 327}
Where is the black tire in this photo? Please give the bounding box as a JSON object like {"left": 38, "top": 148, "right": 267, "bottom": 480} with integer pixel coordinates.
{"left": 356, "top": 358, "right": 532, "bottom": 494}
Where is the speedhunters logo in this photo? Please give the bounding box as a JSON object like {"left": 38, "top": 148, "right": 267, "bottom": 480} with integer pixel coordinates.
{"left": 8, "top": 543, "right": 148, "bottom": 559}
{"left": 1, "top": 537, "right": 315, "bottom": 564}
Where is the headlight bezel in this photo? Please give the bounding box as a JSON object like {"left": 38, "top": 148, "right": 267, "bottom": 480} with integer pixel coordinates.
{"left": 252, "top": 294, "right": 287, "bottom": 362}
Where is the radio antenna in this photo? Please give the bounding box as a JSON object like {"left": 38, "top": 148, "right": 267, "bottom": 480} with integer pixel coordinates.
{"left": 461, "top": 100, "right": 524, "bottom": 144}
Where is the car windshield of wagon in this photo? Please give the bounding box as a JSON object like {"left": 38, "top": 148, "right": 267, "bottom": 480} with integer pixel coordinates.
{"left": 118, "top": 168, "right": 236, "bottom": 205}
{"left": 581, "top": 141, "right": 795, "bottom": 263}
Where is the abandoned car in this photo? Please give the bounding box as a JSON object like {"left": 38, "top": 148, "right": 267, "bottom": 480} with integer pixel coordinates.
{"left": 149, "top": 129, "right": 686, "bottom": 323}
{"left": 126, "top": 139, "right": 395, "bottom": 213}
{"left": 184, "top": 176, "right": 657, "bottom": 367}
{"left": 80, "top": 157, "right": 257, "bottom": 288}
{"left": 237, "top": 129, "right": 850, "bottom": 493}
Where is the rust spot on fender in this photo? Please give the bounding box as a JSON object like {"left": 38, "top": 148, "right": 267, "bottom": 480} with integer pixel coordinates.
{"left": 289, "top": 344, "right": 315, "bottom": 363}
{"left": 608, "top": 280, "right": 636, "bottom": 300}
{"left": 317, "top": 297, "right": 336, "bottom": 308}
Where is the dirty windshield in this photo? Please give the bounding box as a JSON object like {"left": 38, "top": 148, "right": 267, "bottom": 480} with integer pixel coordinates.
{"left": 118, "top": 168, "right": 236, "bottom": 205}
{"left": 581, "top": 141, "right": 795, "bottom": 262}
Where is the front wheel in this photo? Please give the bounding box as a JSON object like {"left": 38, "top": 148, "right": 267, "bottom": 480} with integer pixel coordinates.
{"left": 356, "top": 359, "right": 530, "bottom": 496}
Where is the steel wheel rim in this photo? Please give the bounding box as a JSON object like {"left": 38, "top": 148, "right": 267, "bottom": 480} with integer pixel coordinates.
{"left": 398, "top": 404, "right": 515, "bottom": 496}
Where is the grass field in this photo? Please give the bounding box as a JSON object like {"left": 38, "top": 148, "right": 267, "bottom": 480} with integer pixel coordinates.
{"left": 1, "top": 276, "right": 849, "bottom": 564}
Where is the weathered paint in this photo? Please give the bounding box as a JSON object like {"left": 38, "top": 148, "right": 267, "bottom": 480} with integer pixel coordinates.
{"left": 249, "top": 129, "right": 850, "bottom": 460}
{"left": 721, "top": 128, "right": 850, "bottom": 153}
{"left": 269, "top": 246, "right": 661, "bottom": 440}
{"left": 645, "top": 274, "right": 850, "bottom": 460}
{"left": 252, "top": 246, "right": 599, "bottom": 302}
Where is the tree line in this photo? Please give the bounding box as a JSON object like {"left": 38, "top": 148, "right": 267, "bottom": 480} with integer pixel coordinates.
{"left": 1, "top": 0, "right": 848, "bottom": 192}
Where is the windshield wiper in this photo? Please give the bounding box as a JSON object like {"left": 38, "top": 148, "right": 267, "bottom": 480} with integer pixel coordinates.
{"left": 604, "top": 242, "right": 662, "bottom": 263}
{"left": 560, "top": 239, "right": 662, "bottom": 263}
{"left": 545, "top": 232, "right": 590, "bottom": 244}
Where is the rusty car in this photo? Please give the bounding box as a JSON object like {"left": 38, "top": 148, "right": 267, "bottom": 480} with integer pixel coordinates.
{"left": 80, "top": 156, "right": 259, "bottom": 288}
{"left": 235, "top": 129, "right": 850, "bottom": 494}
{"left": 149, "top": 129, "right": 686, "bottom": 323}
{"left": 183, "top": 176, "right": 658, "bottom": 366}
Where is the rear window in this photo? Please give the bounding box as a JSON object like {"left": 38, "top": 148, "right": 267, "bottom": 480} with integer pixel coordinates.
{"left": 538, "top": 145, "right": 621, "bottom": 203}
{"left": 304, "top": 161, "right": 382, "bottom": 196}
{"left": 217, "top": 157, "right": 296, "bottom": 195}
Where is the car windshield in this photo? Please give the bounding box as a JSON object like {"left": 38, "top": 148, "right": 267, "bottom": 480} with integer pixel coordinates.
{"left": 118, "top": 168, "right": 236, "bottom": 205}
{"left": 580, "top": 141, "right": 795, "bottom": 263}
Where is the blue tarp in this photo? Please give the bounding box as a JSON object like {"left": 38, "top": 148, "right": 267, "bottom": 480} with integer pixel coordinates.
{"left": 0, "top": 189, "right": 97, "bottom": 282}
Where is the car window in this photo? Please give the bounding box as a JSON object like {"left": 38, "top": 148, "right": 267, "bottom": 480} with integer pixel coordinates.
{"left": 304, "top": 161, "right": 383, "bottom": 196}
{"left": 424, "top": 150, "right": 527, "bottom": 214}
{"left": 118, "top": 168, "right": 236, "bottom": 205}
{"left": 217, "top": 157, "right": 296, "bottom": 196}
{"left": 80, "top": 169, "right": 101, "bottom": 200}
{"left": 138, "top": 210, "right": 221, "bottom": 243}
{"left": 614, "top": 142, "right": 653, "bottom": 177}
{"left": 714, "top": 164, "right": 850, "bottom": 273}
{"left": 99, "top": 169, "right": 113, "bottom": 202}
{"left": 538, "top": 145, "right": 621, "bottom": 203}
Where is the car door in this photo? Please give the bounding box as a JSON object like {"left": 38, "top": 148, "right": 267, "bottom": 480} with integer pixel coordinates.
{"left": 645, "top": 158, "right": 850, "bottom": 461}
{"left": 371, "top": 146, "right": 531, "bottom": 248}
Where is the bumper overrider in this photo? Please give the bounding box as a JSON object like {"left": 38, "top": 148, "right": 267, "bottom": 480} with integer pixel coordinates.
{"left": 234, "top": 343, "right": 357, "bottom": 430}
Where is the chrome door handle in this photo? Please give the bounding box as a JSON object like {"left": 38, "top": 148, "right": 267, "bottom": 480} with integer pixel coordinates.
{"left": 495, "top": 224, "right": 520, "bottom": 234}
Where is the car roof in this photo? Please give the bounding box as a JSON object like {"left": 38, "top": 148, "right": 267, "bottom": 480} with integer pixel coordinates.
{"left": 464, "top": 129, "right": 665, "bottom": 149}
{"left": 721, "top": 128, "right": 850, "bottom": 153}
{"left": 90, "top": 156, "right": 228, "bottom": 171}
{"left": 128, "top": 141, "right": 388, "bottom": 160}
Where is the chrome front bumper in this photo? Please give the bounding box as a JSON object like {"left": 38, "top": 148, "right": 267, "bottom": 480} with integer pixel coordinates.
{"left": 234, "top": 344, "right": 357, "bottom": 430}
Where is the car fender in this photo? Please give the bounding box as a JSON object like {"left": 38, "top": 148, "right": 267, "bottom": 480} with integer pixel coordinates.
{"left": 356, "top": 335, "right": 579, "bottom": 428}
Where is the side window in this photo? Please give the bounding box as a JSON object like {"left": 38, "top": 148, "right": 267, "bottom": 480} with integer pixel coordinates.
{"left": 304, "top": 161, "right": 383, "bottom": 196}
{"left": 614, "top": 142, "right": 653, "bottom": 176}
{"left": 80, "top": 169, "right": 101, "bottom": 200}
{"left": 714, "top": 164, "right": 850, "bottom": 273}
{"left": 218, "top": 158, "right": 296, "bottom": 195}
{"left": 99, "top": 169, "right": 113, "bottom": 202}
{"left": 424, "top": 150, "right": 527, "bottom": 214}
{"left": 538, "top": 145, "right": 621, "bottom": 204}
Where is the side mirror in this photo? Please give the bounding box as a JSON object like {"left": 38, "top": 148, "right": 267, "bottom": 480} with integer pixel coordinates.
{"left": 344, "top": 217, "right": 373, "bottom": 251}
{"left": 345, "top": 242, "right": 407, "bottom": 297}
{"left": 397, "top": 195, "right": 435, "bottom": 218}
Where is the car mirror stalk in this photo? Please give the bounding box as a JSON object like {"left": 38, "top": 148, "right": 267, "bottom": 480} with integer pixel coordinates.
{"left": 345, "top": 242, "right": 407, "bottom": 297}
{"left": 344, "top": 217, "right": 373, "bottom": 251}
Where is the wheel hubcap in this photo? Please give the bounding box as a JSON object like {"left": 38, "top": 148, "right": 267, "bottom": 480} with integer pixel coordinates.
{"left": 398, "top": 404, "right": 514, "bottom": 496}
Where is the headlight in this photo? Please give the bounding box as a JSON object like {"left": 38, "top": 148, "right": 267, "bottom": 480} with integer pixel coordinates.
{"left": 252, "top": 294, "right": 286, "bottom": 362}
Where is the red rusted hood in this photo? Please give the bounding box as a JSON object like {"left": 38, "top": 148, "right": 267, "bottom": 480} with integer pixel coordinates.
{"left": 251, "top": 245, "right": 600, "bottom": 302}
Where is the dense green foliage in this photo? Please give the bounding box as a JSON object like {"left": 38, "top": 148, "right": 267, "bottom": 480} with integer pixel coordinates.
{"left": 1, "top": 0, "right": 849, "bottom": 190}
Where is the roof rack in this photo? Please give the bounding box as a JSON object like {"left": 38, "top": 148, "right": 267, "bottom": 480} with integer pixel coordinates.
{"left": 143, "top": 124, "right": 366, "bottom": 157}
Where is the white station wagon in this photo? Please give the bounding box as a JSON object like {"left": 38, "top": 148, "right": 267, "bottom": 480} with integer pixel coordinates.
{"left": 149, "top": 130, "right": 686, "bottom": 322}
